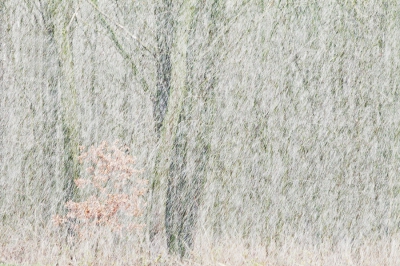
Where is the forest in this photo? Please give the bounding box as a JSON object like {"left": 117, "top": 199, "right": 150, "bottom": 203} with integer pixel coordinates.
{"left": 1, "top": 0, "right": 400, "bottom": 265}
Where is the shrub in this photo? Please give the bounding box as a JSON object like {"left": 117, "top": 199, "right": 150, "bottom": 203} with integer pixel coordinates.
{"left": 53, "top": 141, "right": 147, "bottom": 237}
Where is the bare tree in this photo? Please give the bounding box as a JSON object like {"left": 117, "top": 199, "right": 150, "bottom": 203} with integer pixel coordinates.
{"left": 165, "top": 0, "right": 222, "bottom": 257}
{"left": 148, "top": 0, "right": 175, "bottom": 248}
{"left": 38, "top": 0, "right": 64, "bottom": 218}
{"left": 153, "top": 0, "right": 173, "bottom": 138}
{"left": 33, "top": 0, "right": 79, "bottom": 216}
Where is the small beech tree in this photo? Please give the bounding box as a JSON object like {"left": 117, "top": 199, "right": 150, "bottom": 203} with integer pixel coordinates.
{"left": 53, "top": 141, "right": 147, "bottom": 237}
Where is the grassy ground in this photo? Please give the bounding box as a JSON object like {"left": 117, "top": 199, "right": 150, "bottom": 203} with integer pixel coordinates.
{"left": 2, "top": 234, "right": 400, "bottom": 265}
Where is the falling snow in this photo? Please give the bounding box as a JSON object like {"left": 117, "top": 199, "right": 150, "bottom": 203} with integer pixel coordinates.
{"left": 1, "top": 1, "right": 400, "bottom": 265}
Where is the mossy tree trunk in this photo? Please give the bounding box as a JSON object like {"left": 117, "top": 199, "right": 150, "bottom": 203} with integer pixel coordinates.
{"left": 148, "top": 0, "right": 174, "bottom": 245}
{"left": 37, "top": 0, "right": 79, "bottom": 216}
{"left": 153, "top": 0, "right": 174, "bottom": 138}
{"left": 59, "top": 1, "right": 80, "bottom": 205}
{"left": 165, "top": 0, "right": 222, "bottom": 257}
{"left": 39, "top": 0, "right": 63, "bottom": 218}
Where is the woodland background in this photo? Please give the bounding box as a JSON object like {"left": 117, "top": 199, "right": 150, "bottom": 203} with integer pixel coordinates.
{"left": 2, "top": 0, "right": 400, "bottom": 265}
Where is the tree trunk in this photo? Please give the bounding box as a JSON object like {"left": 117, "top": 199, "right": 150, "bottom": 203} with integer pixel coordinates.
{"left": 38, "top": 0, "right": 79, "bottom": 217}
{"left": 153, "top": 0, "right": 174, "bottom": 137}
{"left": 165, "top": 0, "right": 222, "bottom": 257}
{"left": 40, "top": 1, "right": 63, "bottom": 219}
{"left": 59, "top": 0, "right": 79, "bottom": 206}
{"left": 148, "top": 0, "right": 174, "bottom": 245}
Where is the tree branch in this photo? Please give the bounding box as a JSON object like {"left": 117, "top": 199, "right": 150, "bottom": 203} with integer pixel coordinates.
{"left": 84, "top": 0, "right": 155, "bottom": 58}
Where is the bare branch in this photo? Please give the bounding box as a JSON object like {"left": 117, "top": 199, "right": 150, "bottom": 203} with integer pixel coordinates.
{"left": 84, "top": 0, "right": 155, "bottom": 58}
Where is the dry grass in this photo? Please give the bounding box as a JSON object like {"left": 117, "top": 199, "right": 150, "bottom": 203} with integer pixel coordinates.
{"left": 2, "top": 233, "right": 400, "bottom": 265}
